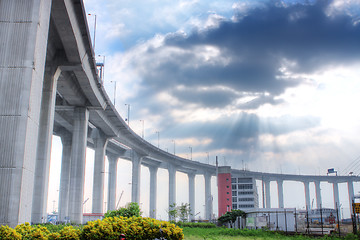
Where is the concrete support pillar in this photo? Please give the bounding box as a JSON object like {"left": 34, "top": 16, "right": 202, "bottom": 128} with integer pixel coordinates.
{"left": 277, "top": 180, "right": 284, "bottom": 208}
{"left": 131, "top": 151, "right": 143, "bottom": 204}
{"left": 348, "top": 181, "right": 354, "bottom": 213}
{"left": 149, "top": 166, "right": 158, "bottom": 219}
{"left": 68, "top": 107, "right": 89, "bottom": 224}
{"left": 303, "top": 181, "right": 311, "bottom": 209}
{"left": 58, "top": 129, "right": 72, "bottom": 222}
{"left": 264, "top": 180, "right": 271, "bottom": 208}
{"left": 332, "top": 182, "right": 340, "bottom": 209}
{"left": 31, "top": 66, "right": 60, "bottom": 223}
{"left": 91, "top": 129, "right": 108, "bottom": 214}
{"left": 204, "top": 172, "right": 212, "bottom": 220}
{"left": 315, "top": 181, "right": 322, "bottom": 209}
{"left": 107, "top": 155, "right": 118, "bottom": 212}
{"left": 188, "top": 173, "right": 196, "bottom": 221}
{"left": 0, "top": 0, "right": 52, "bottom": 227}
{"left": 168, "top": 164, "right": 176, "bottom": 220}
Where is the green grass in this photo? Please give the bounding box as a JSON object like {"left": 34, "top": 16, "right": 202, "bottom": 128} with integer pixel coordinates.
{"left": 182, "top": 227, "right": 350, "bottom": 240}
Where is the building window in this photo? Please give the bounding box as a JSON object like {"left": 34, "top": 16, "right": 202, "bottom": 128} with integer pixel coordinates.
{"left": 238, "top": 191, "right": 253, "bottom": 195}
{"left": 238, "top": 204, "right": 254, "bottom": 208}
{"left": 226, "top": 185, "right": 229, "bottom": 188}
{"left": 227, "top": 192, "right": 230, "bottom": 195}
{"left": 238, "top": 178, "right": 252, "bottom": 183}
{"left": 232, "top": 204, "right": 237, "bottom": 209}
{"left": 226, "top": 178, "right": 229, "bottom": 181}
{"left": 238, "top": 198, "right": 254, "bottom": 202}
{"left": 232, "top": 197, "right": 237, "bottom": 202}
{"left": 231, "top": 178, "right": 236, "bottom": 183}
{"left": 232, "top": 185, "right": 236, "bottom": 190}
{"left": 232, "top": 191, "right": 237, "bottom": 196}
{"left": 238, "top": 184, "right": 253, "bottom": 190}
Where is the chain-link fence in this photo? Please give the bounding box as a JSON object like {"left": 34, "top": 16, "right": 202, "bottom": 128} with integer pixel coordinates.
{"left": 233, "top": 206, "right": 358, "bottom": 237}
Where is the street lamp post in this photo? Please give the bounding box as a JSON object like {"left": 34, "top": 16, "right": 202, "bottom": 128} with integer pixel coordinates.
{"left": 87, "top": 13, "right": 97, "bottom": 51}
{"left": 140, "top": 120, "right": 144, "bottom": 138}
{"left": 156, "top": 131, "right": 160, "bottom": 148}
{"left": 125, "top": 104, "right": 130, "bottom": 126}
{"left": 172, "top": 140, "right": 176, "bottom": 155}
{"left": 110, "top": 81, "right": 117, "bottom": 106}
{"left": 189, "top": 146, "right": 192, "bottom": 160}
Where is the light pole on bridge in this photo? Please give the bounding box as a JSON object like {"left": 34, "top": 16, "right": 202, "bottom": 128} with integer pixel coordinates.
{"left": 110, "top": 81, "right": 117, "bottom": 106}
{"left": 87, "top": 13, "right": 97, "bottom": 51}
{"left": 172, "top": 139, "right": 176, "bottom": 155}
{"left": 125, "top": 104, "right": 130, "bottom": 126}
{"left": 156, "top": 131, "right": 160, "bottom": 149}
{"left": 140, "top": 120, "right": 144, "bottom": 138}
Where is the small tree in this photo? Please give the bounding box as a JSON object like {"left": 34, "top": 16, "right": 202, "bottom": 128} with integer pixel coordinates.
{"left": 178, "top": 203, "right": 192, "bottom": 222}
{"left": 218, "top": 209, "right": 245, "bottom": 228}
{"left": 167, "top": 203, "right": 178, "bottom": 222}
{"left": 104, "top": 202, "right": 142, "bottom": 218}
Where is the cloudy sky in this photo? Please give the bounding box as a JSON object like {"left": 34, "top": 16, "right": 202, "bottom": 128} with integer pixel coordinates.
{"left": 49, "top": 0, "right": 360, "bottom": 219}
{"left": 84, "top": 0, "right": 360, "bottom": 174}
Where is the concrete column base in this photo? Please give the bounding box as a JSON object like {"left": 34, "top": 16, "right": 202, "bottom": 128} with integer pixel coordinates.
{"left": 68, "top": 107, "right": 89, "bottom": 224}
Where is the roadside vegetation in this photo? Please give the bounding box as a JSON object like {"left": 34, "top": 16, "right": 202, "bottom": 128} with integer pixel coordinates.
{"left": 1, "top": 204, "right": 359, "bottom": 240}
{"left": 0, "top": 203, "right": 183, "bottom": 240}
{"left": 182, "top": 226, "right": 359, "bottom": 240}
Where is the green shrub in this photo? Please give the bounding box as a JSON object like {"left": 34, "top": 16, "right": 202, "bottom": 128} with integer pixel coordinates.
{"left": 344, "top": 233, "right": 360, "bottom": 240}
{"left": 104, "top": 202, "right": 142, "bottom": 218}
{"left": 53, "top": 226, "right": 81, "bottom": 240}
{"left": 15, "top": 222, "right": 50, "bottom": 239}
{"left": 81, "top": 216, "right": 183, "bottom": 240}
{"left": 0, "top": 225, "right": 22, "bottom": 239}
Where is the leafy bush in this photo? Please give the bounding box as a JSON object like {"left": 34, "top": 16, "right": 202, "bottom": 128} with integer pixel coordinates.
{"left": 51, "top": 226, "right": 81, "bottom": 239}
{"left": 104, "top": 202, "right": 142, "bottom": 218}
{"left": 81, "top": 216, "right": 183, "bottom": 240}
{"left": 0, "top": 217, "right": 183, "bottom": 240}
{"left": 218, "top": 209, "right": 246, "bottom": 228}
{"left": 0, "top": 225, "right": 22, "bottom": 239}
{"left": 15, "top": 222, "right": 50, "bottom": 239}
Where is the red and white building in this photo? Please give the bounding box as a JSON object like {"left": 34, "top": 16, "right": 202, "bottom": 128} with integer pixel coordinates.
{"left": 217, "top": 166, "right": 259, "bottom": 217}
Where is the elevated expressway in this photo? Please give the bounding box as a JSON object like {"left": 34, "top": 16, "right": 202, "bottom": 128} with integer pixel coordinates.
{"left": 0, "top": 0, "right": 359, "bottom": 227}
{"left": 48, "top": 0, "right": 360, "bottom": 223}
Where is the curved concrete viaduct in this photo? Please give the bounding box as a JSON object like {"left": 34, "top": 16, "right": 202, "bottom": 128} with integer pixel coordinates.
{"left": 0, "top": 0, "right": 359, "bottom": 227}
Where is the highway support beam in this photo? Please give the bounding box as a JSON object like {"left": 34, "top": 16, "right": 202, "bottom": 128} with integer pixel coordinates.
{"left": 188, "top": 172, "right": 196, "bottom": 221}
{"left": 204, "top": 172, "right": 212, "bottom": 220}
{"left": 303, "top": 181, "right": 311, "bottom": 210}
{"left": 168, "top": 164, "right": 177, "bottom": 221}
{"left": 277, "top": 179, "right": 284, "bottom": 208}
{"left": 0, "top": 0, "right": 52, "bottom": 227}
{"left": 131, "top": 151, "right": 143, "bottom": 204}
{"left": 264, "top": 180, "right": 271, "bottom": 208}
{"left": 91, "top": 129, "right": 109, "bottom": 214}
{"left": 149, "top": 166, "right": 159, "bottom": 219}
{"left": 315, "top": 181, "right": 322, "bottom": 209}
{"left": 32, "top": 66, "right": 62, "bottom": 223}
{"left": 107, "top": 154, "right": 118, "bottom": 211}
{"left": 57, "top": 129, "right": 73, "bottom": 222}
{"left": 68, "top": 107, "right": 89, "bottom": 224}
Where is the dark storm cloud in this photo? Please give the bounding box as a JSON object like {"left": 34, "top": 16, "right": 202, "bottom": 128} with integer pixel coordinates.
{"left": 132, "top": 0, "right": 360, "bottom": 109}
{"left": 170, "top": 87, "right": 238, "bottom": 108}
